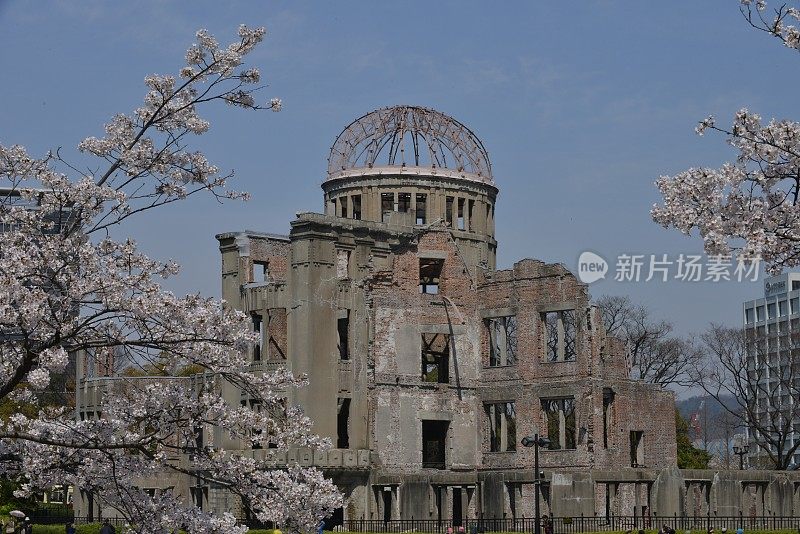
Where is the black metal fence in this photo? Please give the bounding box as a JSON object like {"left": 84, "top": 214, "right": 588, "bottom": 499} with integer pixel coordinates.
{"left": 26, "top": 515, "right": 128, "bottom": 527}
{"left": 343, "top": 516, "right": 800, "bottom": 533}
{"left": 22, "top": 514, "right": 800, "bottom": 532}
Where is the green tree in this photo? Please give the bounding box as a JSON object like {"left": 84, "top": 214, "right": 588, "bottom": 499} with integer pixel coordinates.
{"left": 676, "top": 409, "right": 711, "bottom": 469}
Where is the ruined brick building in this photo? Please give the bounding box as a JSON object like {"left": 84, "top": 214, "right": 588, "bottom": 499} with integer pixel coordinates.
{"left": 215, "top": 106, "right": 680, "bottom": 524}
{"left": 75, "top": 106, "right": 800, "bottom": 525}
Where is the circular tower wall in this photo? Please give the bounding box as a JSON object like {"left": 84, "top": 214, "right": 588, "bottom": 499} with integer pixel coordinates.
{"left": 322, "top": 106, "right": 498, "bottom": 269}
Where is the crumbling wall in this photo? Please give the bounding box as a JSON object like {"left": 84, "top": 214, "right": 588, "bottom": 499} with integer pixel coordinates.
{"left": 247, "top": 236, "right": 291, "bottom": 283}
{"left": 368, "top": 229, "right": 482, "bottom": 472}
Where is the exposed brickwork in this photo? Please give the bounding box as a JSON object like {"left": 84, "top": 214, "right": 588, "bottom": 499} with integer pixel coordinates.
{"left": 267, "top": 307, "right": 288, "bottom": 360}
{"left": 246, "top": 236, "right": 291, "bottom": 283}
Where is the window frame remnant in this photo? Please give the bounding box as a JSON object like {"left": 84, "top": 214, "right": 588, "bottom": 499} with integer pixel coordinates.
{"left": 541, "top": 397, "right": 577, "bottom": 450}
{"left": 337, "top": 398, "right": 351, "bottom": 449}
{"left": 486, "top": 315, "right": 518, "bottom": 366}
{"left": 542, "top": 309, "right": 577, "bottom": 362}
{"left": 422, "top": 419, "right": 448, "bottom": 469}
{"left": 416, "top": 193, "right": 427, "bottom": 224}
{"left": 485, "top": 401, "right": 517, "bottom": 452}
{"left": 398, "top": 192, "right": 411, "bottom": 213}
{"left": 419, "top": 258, "right": 444, "bottom": 294}
{"left": 421, "top": 333, "right": 450, "bottom": 384}
{"left": 446, "top": 196, "right": 454, "bottom": 227}
{"left": 337, "top": 312, "right": 350, "bottom": 361}
{"left": 381, "top": 192, "right": 394, "bottom": 222}
{"left": 352, "top": 194, "right": 362, "bottom": 220}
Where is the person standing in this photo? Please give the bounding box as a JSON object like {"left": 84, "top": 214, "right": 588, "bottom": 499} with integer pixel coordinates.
{"left": 542, "top": 515, "right": 553, "bottom": 534}
{"left": 99, "top": 519, "right": 115, "bottom": 534}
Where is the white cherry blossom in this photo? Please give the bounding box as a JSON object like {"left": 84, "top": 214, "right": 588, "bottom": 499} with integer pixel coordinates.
{"left": 0, "top": 25, "right": 341, "bottom": 534}
{"left": 654, "top": 2, "right": 800, "bottom": 273}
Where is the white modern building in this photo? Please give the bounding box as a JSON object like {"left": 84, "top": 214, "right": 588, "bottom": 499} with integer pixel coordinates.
{"left": 743, "top": 273, "right": 800, "bottom": 468}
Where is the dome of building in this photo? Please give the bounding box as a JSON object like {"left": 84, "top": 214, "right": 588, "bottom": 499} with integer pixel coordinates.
{"left": 327, "top": 105, "right": 493, "bottom": 184}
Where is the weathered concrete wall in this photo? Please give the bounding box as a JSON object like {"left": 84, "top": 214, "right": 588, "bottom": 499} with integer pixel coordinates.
{"left": 651, "top": 467, "right": 685, "bottom": 516}
{"left": 400, "top": 480, "right": 431, "bottom": 520}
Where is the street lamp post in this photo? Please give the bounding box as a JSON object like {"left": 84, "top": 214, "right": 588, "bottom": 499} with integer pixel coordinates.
{"left": 522, "top": 434, "right": 551, "bottom": 534}
{"left": 732, "top": 443, "right": 749, "bottom": 470}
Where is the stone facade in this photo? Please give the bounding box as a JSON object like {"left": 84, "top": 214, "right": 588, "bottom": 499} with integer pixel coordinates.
{"left": 76, "top": 106, "right": 800, "bottom": 525}
{"left": 208, "top": 106, "right": 680, "bottom": 524}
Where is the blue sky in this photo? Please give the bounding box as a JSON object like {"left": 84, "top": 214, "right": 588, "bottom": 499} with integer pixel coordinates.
{"left": 1, "top": 1, "right": 797, "bottom": 341}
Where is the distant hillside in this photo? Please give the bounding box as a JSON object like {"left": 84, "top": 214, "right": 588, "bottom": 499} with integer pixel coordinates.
{"left": 677, "top": 394, "right": 742, "bottom": 441}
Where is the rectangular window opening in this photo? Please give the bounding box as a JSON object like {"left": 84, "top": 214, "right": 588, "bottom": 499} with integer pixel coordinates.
{"left": 541, "top": 397, "right": 576, "bottom": 450}
{"left": 382, "top": 489, "right": 393, "bottom": 522}
{"left": 337, "top": 313, "right": 350, "bottom": 360}
{"left": 340, "top": 197, "right": 348, "bottom": 218}
{"left": 352, "top": 195, "right": 362, "bottom": 220}
{"left": 381, "top": 193, "right": 395, "bottom": 222}
{"left": 190, "top": 487, "right": 208, "bottom": 511}
{"left": 446, "top": 196, "right": 454, "bottom": 227}
{"left": 486, "top": 401, "right": 517, "bottom": 452}
{"left": 630, "top": 430, "right": 644, "bottom": 467}
{"left": 416, "top": 193, "right": 427, "bottom": 224}
{"left": 252, "top": 261, "right": 269, "bottom": 283}
{"left": 421, "top": 333, "right": 449, "bottom": 384}
{"left": 422, "top": 420, "right": 448, "bottom": 469}
{"left": 487, "top": 315, "right": 517, "bottom": 366}
{"left": 457, "top": 198, "right": 465, "bottom": 230}
{"left": 398, "top": 192, "right": 411, "bottom": 213}
{"left": 419, "top": 258, "right": 444, "bottom": 294}
{"left": 337, "top": 398, "right": 351, "bottom": 449}
{"left": 542, "top": 310, "right": 577, "bottom": 362}
{"left": 252, "top": 313, "right": 263, "bottom": 361}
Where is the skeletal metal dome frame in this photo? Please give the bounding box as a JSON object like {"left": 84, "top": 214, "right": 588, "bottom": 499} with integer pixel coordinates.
{"left": 327, "top": 106, "right": 493, "bottom": 183}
